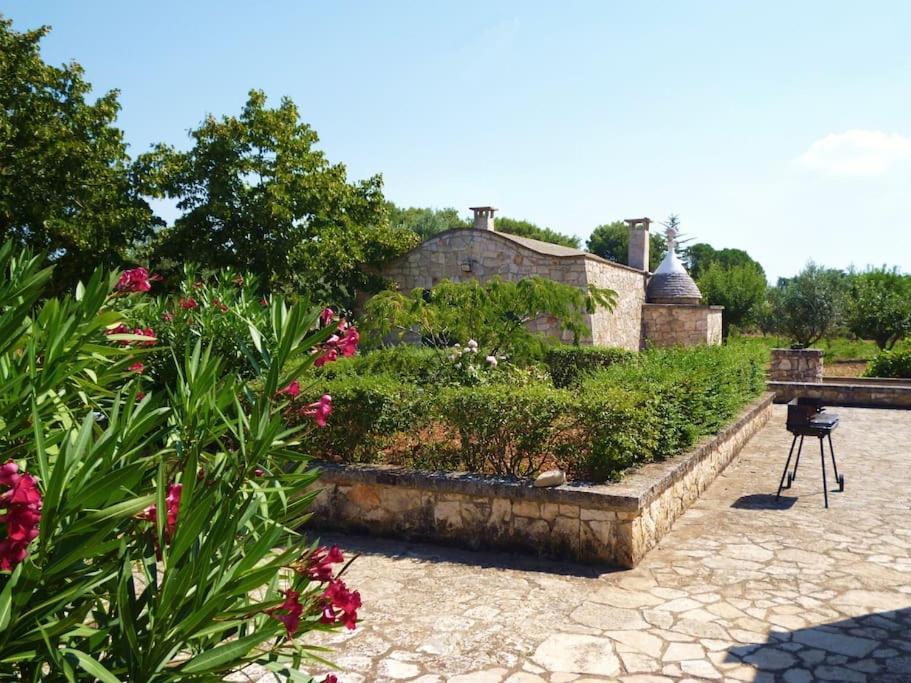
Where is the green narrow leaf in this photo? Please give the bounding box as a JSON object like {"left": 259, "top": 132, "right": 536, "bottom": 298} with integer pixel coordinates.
{"left": 0, "top": 563, "right": 21, "bottom": 631}
{"left": 62, "top": 649, "right": 122, "bottom": 683}
{"left": 179, "top": 630, "right": 275, "bottom": 674}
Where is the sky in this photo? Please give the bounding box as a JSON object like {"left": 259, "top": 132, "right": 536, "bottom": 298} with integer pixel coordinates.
{"left": 5, "top": 1, "right": 911, "bottom": 280}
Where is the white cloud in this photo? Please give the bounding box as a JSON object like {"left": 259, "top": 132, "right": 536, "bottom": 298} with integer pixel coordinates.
{"left": 796, "top": 129, "right": 911, "bottom": 176}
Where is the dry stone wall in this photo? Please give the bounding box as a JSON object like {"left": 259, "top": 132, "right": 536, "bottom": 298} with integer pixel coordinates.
{"left": 307, "top": 394, "right": 773, "bottom": 568}
{"left": 379, "top": 229, "right": 647, "bottom": 350}
{"left": 641, "top": 304, "right": 723, "bottom": 348}
{"left": 769, "top": 348, "right": 823, "bottom": 382}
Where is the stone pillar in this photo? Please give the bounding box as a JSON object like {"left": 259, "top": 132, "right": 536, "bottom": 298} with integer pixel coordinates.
{"left": 470, "top": 206, "right": 497, "bottom": 231}
{"left": 625, "top": 217, "right": 651, "bottom": 271}
{"left": 769, "top": 349, "right": 824, "bottom": 383}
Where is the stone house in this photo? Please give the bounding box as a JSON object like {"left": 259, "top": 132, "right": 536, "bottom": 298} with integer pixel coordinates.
{"left": 378, "top": 207, "right": 722, "bottom": 351}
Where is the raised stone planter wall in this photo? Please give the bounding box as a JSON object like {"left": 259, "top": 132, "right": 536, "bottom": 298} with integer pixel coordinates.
{"left": 769, "top": 348, "right": 823, "bottom": 382}
{"left": 769, "top": 377, "right": 911, "bottom": 409}
{"left": 306, "top": 393, "right": 773, "bottom": 568}
{"left": 641, "top": 304, "right": 723, "bottom": 348}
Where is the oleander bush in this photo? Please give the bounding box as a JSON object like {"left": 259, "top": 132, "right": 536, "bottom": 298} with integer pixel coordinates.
{"left": 864, "top": 349, "right": 911, "bottom": 378}
{"left": 0, "top": 245, "right": 359, "bottom": 681}
{"left": 544, "top": 345, "right": 633, "bottom": 388}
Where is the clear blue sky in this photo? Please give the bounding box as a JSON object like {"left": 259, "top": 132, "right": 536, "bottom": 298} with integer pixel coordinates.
{"left": 5, "top": 1, "right": 911, "bottom": 280}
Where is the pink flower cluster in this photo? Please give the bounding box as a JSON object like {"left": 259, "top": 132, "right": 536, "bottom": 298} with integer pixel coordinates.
{"left": 302, "top": 394, "right": 332, "bottom": 428}
{"left": 0, "top": 461, "right": 42, "bottom": 571}
{"left": 138, "top": 483, "right": 182, "bottom": 542}
{"left": 106, "top": 324, "right": 156, "bottom": 347}
{"left": 314, "top": 309, "right": 360, "bottom": 368}
{"left": 269, "top": 545, "right": 361, "bottom": 637}
{"left": 115, "top": 267, "right": 157, "bottom": 294}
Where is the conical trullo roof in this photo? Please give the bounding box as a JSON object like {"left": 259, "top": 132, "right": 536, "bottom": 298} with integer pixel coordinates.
{"left": 646, "top": 250, "right": 702, "bottom": 304}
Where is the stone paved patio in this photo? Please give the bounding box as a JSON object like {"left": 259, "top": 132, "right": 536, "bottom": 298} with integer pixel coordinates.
{"left": 298, "top": 406, "right": 911, "bottom": 682}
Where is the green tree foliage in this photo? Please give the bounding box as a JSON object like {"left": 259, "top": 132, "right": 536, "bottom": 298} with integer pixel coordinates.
{"left": 685, "top": 243, "right": 765, "bottom": 280}
{"left": 361, "top": 276, "right": 617, "bottom": 357}
{"left": 769, "top": 263, "right": 846, "bottom": 348}
{"left": 845, "top": 267, "right": 911, "bottom": 349}
{"left": 493, "top": 216, "right": 581, "bottom": 249}
{"left": 586, "top": 221, "right": 667, "bottom": 271}
{"left": 0, "top": 19, "right": 159, "bottom": 290}
{"left": 138, "top": 90, "right": 418, "bottom": 305}
{"left": 386, "top": 203, "right": 468, "bottom": 240}
{"left": 697, "top": 262, "right": 768, "bottom": 338}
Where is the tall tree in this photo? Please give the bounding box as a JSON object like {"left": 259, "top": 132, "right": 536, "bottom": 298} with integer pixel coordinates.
{"left": 387, "top": 203, "right": 468, "bottom": 240}
{"left": 685, "top": 243, "right": 765, "bottom": 280}
{"left": 697, "top": 262, "right": 768, "bottom": 338}
{"left": 845, "top": 267, "right": 911, "bottom": 349}
{"left": 138, "top": 90, "right": 418, "bottom": 305}
{"left": 586, "top": 221, "right": 667, "bottom": 271}
{"left": 769, "top": 263, "right": 846, "bottom": 348}
{"left": 0, "top": 18, "right": 159, "bottom": 289}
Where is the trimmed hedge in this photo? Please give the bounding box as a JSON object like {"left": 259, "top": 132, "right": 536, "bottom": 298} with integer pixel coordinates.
{"left": 865, "top": 349, "right": 911, "bottom": 378}
{"left": 545, "top": 345, "right": 633, "bottom": 388}
{"left": 296, "top": 342, "right": 767, "bottom": 482}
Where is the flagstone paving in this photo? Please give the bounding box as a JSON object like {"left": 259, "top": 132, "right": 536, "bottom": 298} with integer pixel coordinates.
{"left": 289, "top": 406, "right": 911, "bottom": 682}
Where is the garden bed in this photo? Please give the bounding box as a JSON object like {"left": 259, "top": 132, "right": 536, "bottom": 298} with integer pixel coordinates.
{"left": 306, "top": 393, "right": 774, "bottom": 567}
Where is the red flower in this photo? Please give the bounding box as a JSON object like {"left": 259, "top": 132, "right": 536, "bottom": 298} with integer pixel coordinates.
{"left": 320, "top": 578, "right": 361, "bottom": 630}
{"left": 314, "top": 348, "right": 338, "bottom": 368}
{"left": 212, "top": 298, "right": 229, "bottom": 313}
{"left": 134, "top": 328, "right": 156, "bottom": 347}
{"left": 301, "top": 544, "right": 344, "bottom": 581}
{"left": 233, "top": 274, "right": 245, "bottom": 286}
{"left": 254, "top": 467, "right": 266, "bottom": 477}
{"left": 162, "top": 311, "right": 174, "bottom": 322}
{"left": 277, "top": 380, "right": 301, "bottom": 399}
{"left": 260, "top": 296, "right": 270, "bottom": 307}
{"left": 267, "top": 589, "right": 304, "bottom": 637}
{"left": 323, "top": 676, "right": 338, "bottom": 683}
{"left": 337, "top": 327, "right": 359, "bottom": 358}
{"left": 138, "top": 483, "right": 182, "bottom": 541}
{"left": 116, "top": 267, "right": 153, "bottom": 294}
{"left": 0, "top": 461, "right": 42, "bottom": 571}
{"left": 129, "top": 362, "right": 145, "bottom": 374}
{"left": 179, "top": 297, "right": 198, "bottom": 310}
{"left": 302, "top": 394, "right": 332, "bottom": 428}
{"left": 320, "top": 308, "right": 335, "bottom": 326}
{"left": 136, "top": 391, "right": 146, "bottom": 400}
{"left": 106, "top": 323, "right": 130, "bottom": 339}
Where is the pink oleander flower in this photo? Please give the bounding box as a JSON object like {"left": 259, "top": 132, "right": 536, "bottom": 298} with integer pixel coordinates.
{"left": 314, "top": 348, "right": 338, "bottom": 368}
{"left": 0, "top": 461, "right": 42, "bottom": 571}
{"left": 301, "top": 394, "right": 332, "bottom": 428}
{"left": 320, "top": 307, "right": 335, "bottom": 326}
{"left": 116, "top": 267, "right": 153, "bottom": 294}
{"left": 129, "top": 362, "right": 145, "bottom": 374}
{"left": 138, "top": 483, "right": 182, "bottom": 541}
{"left": 136, "top": 391, "right": 146, "bottom": 400}
{"left": 233, "top": 274, "right": 245, "bottom": 286}
{"left": 106, "top": 322, "right": 130, "bottom": 338}
{"left": 337, "top": 327, "right": 359, "bottom": 357}
{"left": 301, "top": 544, "right": 344, "bottom": 581}
{"left": 267, "top": 589, "right": 304, "bottom": 637}
{"left": 320, "top": 578, "right": 361, "bottom": 630}
{"left": 323, "top": 676, "right": 338, "bottom": 683}
{"left": 277, "top": 380, "right": 301, "bottom": 399}
{"left": 162, "top": 311, "right": 174, "bottom": 322}
{"left": 260, "top": 297, "right": 269, "bottom": 307}
{"left": 212, "top": 298, "right": 229, "bottom": 313}
{"left": 134, "top": 328, "right": 156, "bottom": 347}
{"left": 179, "top": 297, "right": 198, "bottom": 310}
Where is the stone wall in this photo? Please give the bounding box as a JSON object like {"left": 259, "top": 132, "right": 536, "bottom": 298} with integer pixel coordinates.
{"left": 769, "top": 377, "right": 911, "bottom": 409}
{"left": 769, "top": 348, "right": 823, "bottom": 382}
{"left": 641, "top": 304, "right": 723, "bottom": 348}
{"left": 378, "top": 229, "right": 647, "bottom": 351}
{"left": 306, "top": 394, "right": 773, "bottom": 568}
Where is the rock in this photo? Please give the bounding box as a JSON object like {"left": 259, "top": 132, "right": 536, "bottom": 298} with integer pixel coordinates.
{"left": 532, "top": 633, "right": 620, "bottom": 675}
{"left": 533, "top": 469, "right": 566, "bottom": 487}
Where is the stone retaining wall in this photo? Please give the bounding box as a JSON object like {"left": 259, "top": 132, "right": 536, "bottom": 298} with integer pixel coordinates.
{"left": 769, "top": 378, "right": 911, "bottom": 409}
{"left": 641, "top": 304, "right": 723, "bottom": 348}
{"left": 769, "top": 348, "right": 823, "bottom": 382}
{"left": 306, "top": 394, "right": 773, "bottom": 568}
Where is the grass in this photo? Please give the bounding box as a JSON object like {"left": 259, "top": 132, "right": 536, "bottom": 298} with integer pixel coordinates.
{"left": 732, "top": 334, "right": 911, "bottom": 363}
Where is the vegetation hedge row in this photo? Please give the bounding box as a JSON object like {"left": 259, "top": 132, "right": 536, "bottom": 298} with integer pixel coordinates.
{"left": 544, "top": 345, "right": 633, "bottom": 388}
{"left": 865, "top": 349, "right": 911, "bottom": 378}
{"left": 294, "top": 343, "right": 767, "bottom": 482}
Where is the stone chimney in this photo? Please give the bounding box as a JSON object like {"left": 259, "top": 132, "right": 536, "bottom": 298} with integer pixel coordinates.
{"left": 624, "top": 217, "right": 651, "bottom": 271}
{"left": 470, "top": 206, "right": 497, "bottom": 231}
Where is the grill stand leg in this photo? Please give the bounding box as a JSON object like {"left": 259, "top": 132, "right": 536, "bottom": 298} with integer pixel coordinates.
{"left": 828, "top": 433, "right": 844, "bottom": 492}
{"left": 791, "top": 436, "right": 804, "bottom": 482}
{"left": 819, "top": 436, "right": 829, "bottom": 508}
{"left": 777, "top": 434, "right": 798, "bottom": 499}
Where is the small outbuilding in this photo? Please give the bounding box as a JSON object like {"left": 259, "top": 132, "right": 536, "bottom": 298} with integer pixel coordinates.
{"left": 378, "top": 207, "right": 722, "bottom": 350}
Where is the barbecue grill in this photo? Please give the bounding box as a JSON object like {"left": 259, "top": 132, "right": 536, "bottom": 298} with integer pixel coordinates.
{"left": 776, "top": 398, "right": 844, "bottom": 508}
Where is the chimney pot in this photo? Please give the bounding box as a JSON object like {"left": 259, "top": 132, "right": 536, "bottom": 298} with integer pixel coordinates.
{"left": 470, "top": 206, "right": 497, "bottom": 231}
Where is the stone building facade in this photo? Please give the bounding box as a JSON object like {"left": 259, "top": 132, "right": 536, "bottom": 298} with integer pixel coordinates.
{"left": 378, "top": 208, "right": 723, "bottom": 351}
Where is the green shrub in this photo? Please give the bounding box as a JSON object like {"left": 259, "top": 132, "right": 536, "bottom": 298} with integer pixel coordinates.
{"left": 433, "top": 383, "right": 575, "bottom": 477}
{"left": 544, "top": 345, "right": 632, "bottom": 388}
{"left": 296, "top": 374, "right": 428, "bottom": 462}
{"left": 865, "top": 349, "right": 911, "bottom": 378}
